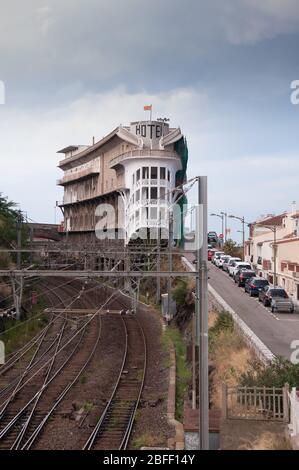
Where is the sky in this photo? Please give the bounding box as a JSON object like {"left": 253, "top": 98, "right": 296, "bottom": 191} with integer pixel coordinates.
{"left": 0, "top": 0, "right": 299, "bottom": 240}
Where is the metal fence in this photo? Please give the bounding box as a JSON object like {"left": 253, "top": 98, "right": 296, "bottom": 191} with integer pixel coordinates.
{"left": 222, "top": 384, "right": 289, "bottom": 422}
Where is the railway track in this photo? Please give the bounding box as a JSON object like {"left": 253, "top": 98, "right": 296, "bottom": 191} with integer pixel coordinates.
{"left": 83, "top": 310, "right": 146, "bottom": 450}
{"left": 0, "top": 280, "right": 86, "bottom": 403}
{"left": 0, "top": 279, "right": 147, "bottom": 450}
{"left": 0, "top": 280, "right": 120, "bottom": 450}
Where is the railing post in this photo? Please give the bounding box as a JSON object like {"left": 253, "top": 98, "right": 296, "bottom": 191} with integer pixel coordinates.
{"left": 283, "top": 383, "right": 290, "bottom": 423}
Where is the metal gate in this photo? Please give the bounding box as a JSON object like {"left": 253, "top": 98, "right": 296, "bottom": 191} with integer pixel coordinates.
{"left": 222, "top": 384, "right": 289, "bottom": 422}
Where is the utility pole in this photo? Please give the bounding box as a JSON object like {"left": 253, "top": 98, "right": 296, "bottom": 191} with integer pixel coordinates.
{"left": 241, "top": 217, "right": 245, "bottom": 261}
{"left": 16, "top": 211, "right": 22, "bottom": 270}
{"left": 228, "top": 214, "right": 249, "bottom": 261}
{"left": 156, "top": 215, "right": 161, "bottom": 305}
{"left": 167, "top": 212, "right": 173, "bottom": 321}
{"left": 196, "top": 176, "right": 209, "bottom": 450}
{"left": 221, "top": 212, "right": 228, "bottom": 243}
{"left": 13, "top": 211, "right": 23, "bottom": 320}
{"left": 273, "top": 226, "right": 277, "bottom": 288}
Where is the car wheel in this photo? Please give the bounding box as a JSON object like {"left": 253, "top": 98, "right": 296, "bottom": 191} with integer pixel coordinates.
{"left": 290, "top": 309, "right": 294, "bottom": 314}
{"left": 263, "top": 299, "right": 268, "bottom": 307}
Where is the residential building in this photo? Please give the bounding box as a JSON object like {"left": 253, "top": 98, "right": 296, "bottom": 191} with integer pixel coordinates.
{"left": 245, "top": 203, "right": 299, "bottom": 307}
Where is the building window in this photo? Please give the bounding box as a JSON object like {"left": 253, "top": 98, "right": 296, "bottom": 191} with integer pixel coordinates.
{"left": 160, "top": 187, "right": 166, "bottom": 200}
{"left": 137, "top": 169, "right": 140, "bottom": 181}
{"left": 142, "top": 187, "right": 149, "bottom": 200}
{"left": 151, "top": 167, "right": 158, "bottom": 179}
{"left": 132, "top": 173, "right": 135, "bottom": 185}
{"left": 136, "top": 189, "right": 140, "bottom": 201}
{"left": 150, "top": 187, "right": 157, "bottom": 200}
{"left": 160, "top": 167, "right": 166, "bottom": 179}
{"left": 150, "top": 207, "right": 158, "bottom": 219}
{"left": 142, "top": 167, "right": 149, "bottom": 179}
{"left": 160, "top": 208, "right": 165, "bottom": 220}
{"left": 167, "top": 170, "right": 170, "bottom": 181}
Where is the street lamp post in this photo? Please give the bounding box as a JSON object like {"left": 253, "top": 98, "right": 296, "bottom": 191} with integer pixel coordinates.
{"left": 256, "top": 224, "right": 277, "bottom": 288}
{"left": 220, "top": 212, "right": 228, "bottom": 242}
{"left": 228, "top": 214, "right": 250, "bottom": 261}
{"left": 210, "top": 212, "right": 224, "bottom": 245}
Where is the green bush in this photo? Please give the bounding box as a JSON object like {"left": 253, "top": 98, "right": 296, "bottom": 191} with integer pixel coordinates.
{"left": 240, "top": 357, "right": 299, "bottom": 388}
{"left": 171, "top": 280, "right": 188, "bottom": 306}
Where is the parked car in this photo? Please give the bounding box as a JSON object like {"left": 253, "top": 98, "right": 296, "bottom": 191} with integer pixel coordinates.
{"left": 234, "top": 269, "right": 256, "bottom": 287}
{"left": 230, "top": 261, "right": 251, "bottom": 278}
{"left": 223, "top": 257, "right": 240, "bottom": 273}
{"left": 212, "top": 251, "right": 224, "bottom": 265}
{"left": 215, "top": 254, "right": 226, "bottom": 267}
{"left": 271, "top": 296, "right": 294, "bottom": 314}
{"left": 208, "top": 231, "right": 218, "bottom": 246}
{"left": 244, "top": 277, "right": 269, "bottom": 296}
{"left": 208, "top": 248, "right": 217, "bottom": 261}
{"left": 259, "top": 286, "right": 289, "bottom": 307}
{"left": 217, "top": 255, "right": 231, "bottom": 269}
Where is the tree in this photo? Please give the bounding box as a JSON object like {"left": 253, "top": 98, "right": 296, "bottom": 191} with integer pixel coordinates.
{"left": 0, "top": 193, "right": 27, "bottom": 268}
{"left": 223, "top": 238, "right": 242, "bottom": 257}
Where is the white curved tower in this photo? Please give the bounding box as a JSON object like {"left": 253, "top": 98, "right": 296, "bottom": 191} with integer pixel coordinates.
{"left": 110, "top": 121, "right": 185, "bottom": 243}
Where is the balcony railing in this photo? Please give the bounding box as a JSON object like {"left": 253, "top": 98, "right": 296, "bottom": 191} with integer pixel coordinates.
{"left": 57, "top": 166, "right": 100, "bottom": 185}
{"left": 109, "top": 149, "right": 180, "bottom": 169}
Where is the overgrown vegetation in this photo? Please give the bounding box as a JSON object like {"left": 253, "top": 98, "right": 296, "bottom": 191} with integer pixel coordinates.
{"left": 162, "top": 326, "right": 191, "bottom": 421}
{"left": 209, "top": 310, "right": 234, "bottom": 351}
{"left": 132, "top": 432, "right": 164, "bottom": 449}
{"left": 171, "top": 280, "right": 188, "bottom": 306}
{"left": 222, "top": 238, "right": 242, "bottom": 258}
{"left": 240, "top": 357, "right": 299, "bottom": 389}
{"left": 0, "top": 193, "right": 28, "bottom": 269}
{"left": 0, "top": 295, "right": 48, "bottom": 355}
{"left": 208, "top": 310, "right": 252, "bottom": 408}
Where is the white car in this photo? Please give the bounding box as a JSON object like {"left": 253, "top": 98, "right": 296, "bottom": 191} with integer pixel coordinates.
{"left": 227, "top": 258, "right": 242, "bottom": 276}
{"left": 231, "top": 262, "right": 252, "bottom": 279}
{"left": 217, "top": 255, "right": 231, "bottom": 269}
{"left": 212, "top": 251, "right": 224, "bottom": 265}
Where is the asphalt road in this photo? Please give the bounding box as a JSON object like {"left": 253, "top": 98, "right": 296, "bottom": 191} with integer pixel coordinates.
{"left": 187, "top": 253, "right": 299, "bottom": 359}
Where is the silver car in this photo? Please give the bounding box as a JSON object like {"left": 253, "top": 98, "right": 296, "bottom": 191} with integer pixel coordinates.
{"left": 271, "top": 296, "right": 294, "bottom": 313}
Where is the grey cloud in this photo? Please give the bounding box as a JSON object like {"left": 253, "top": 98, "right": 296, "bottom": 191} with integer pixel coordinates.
{"left": 1, "top": 0, "right": 299, "bottom": 104}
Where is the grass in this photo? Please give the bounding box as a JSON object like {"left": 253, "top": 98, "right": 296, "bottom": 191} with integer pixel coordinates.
{"left": 83, "top": 402, "right": 93, "bottom": 411}
{"left": 132, "top": 432, "right": 164, "bottom": 449}
{"left": 239, "top": 431, "right": 292, "bottom": 450}
{"left": 208, "top": 310, "right": 253, "bottom": 408}
{"left": 162, "top": 326, "right": 191, "bottom": 422}
{"left": 80, "top": 374, "right": 87, "bottom": 384}
{"left": 0, "top": 295, "right": 49, "bottom": 355}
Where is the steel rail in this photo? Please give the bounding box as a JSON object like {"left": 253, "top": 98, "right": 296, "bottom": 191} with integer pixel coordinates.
{"left": 0, "top": 318, "right": 87, "bottom": 443}
{"left": 11, "top": 320, "right": 68, "bottom": 449}
{"left": 83, "top": 310, "right": 147, "bottom": 450}
{"left": 119, "top": 315, "right": 147, "bottom": 450}
{"left": 0, "top": 282, "right": 88, "bottom": 410}
{"left": 23, "top": 315, "right": 102, "bottom": 449}
{"left": 82, "top": 316, "right": 128, "bottom": 450}
{"left": 0, "top": 290, "right": 119, "bottom": 446}
{"left": 22, "top": 289, "right": 118, "bottom": 449}
{"left": 0, "top": 281, "right": 86, "bottom": 401}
